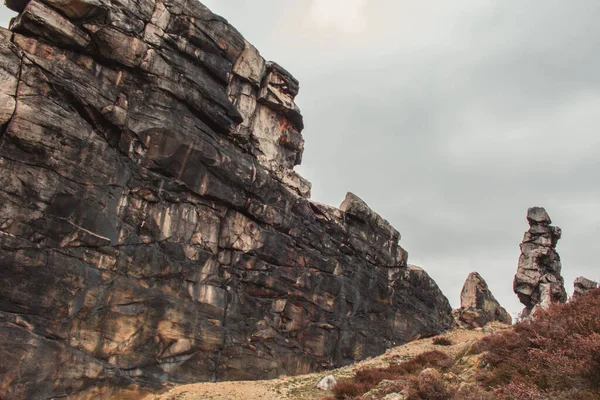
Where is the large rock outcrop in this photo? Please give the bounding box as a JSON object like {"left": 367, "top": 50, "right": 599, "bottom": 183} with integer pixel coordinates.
{"left": 573, "top": 277, "right": 598, "bottom": 299}
{"left": 0, "top": 0, "right": 453, "bottom": 398}
{"left": 453, "top": 272, "right": 512, "bottom": 329}
{"left": 514, "top": 207, "right": 567, "bottom": 317}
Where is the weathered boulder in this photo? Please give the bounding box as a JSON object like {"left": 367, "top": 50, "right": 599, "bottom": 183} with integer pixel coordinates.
{"left": 453, "top": 272, "right": 512, "bottom": 329}
{"left": 316, "top": 374, "right": 337, "bottom": 390}
{"left": 573, "top": 277, "right": 598, "bottom": 299}
{"left": 0, "top": 0, "right": 453, "bottom": 398}
{"left": 514, "top": 207, "right": 567, "bottom": 317}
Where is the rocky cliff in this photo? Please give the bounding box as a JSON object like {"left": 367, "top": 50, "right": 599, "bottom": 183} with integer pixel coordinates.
{"left": 0, "top": 0, "right": 453, "bottom": 398}
{"left": 514, "top": 207, "right": 567, "bottom": 318}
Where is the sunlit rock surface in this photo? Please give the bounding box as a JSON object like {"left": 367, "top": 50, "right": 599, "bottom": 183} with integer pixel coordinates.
{"left": 0, "top": 0, "right": 453, "bottom": 398}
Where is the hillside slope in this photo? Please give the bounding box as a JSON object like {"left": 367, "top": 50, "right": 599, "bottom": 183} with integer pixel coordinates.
{"left": 151, "top": 289, "right": 600, "bottom": 400}
{"left": 146, "top": 327, "right": 504, "bottom": 400}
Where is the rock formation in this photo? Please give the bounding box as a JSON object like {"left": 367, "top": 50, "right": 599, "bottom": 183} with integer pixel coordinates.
{"left": 573, "top": 277, "right": 598, "bottom": 299}
{"left": 514, "top": 207, "right": 567, "bottom": 317}
{"left": 316, "top": 374, "right": 337, "bottom": 390}
{"left": 453, "top": 272, "right": 512, "bottom": 329}
{"left": 0, "top": 0, "right": 453, "bottom": 398}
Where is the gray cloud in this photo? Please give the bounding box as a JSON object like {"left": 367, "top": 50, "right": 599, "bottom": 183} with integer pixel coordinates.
{"left": 2, "top": 1, "right": 599, "bottom": 318}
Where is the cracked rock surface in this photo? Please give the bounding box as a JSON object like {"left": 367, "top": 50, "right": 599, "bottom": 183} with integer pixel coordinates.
{"left": 0, "top": 0, "right": 453, "bottom": 398}
{"left": 573, "top": 277, "right": 598, "bottom": 299}
{"left": 513, "top": 207, "right": 567, "bottom": 318}
{"left": 453, "top": 272, "right": 512, "bottom": 329}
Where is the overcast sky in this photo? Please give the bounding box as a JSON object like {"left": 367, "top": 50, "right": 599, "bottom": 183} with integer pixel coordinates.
{"left": 2, "top": 1, "right": 599, "bottom": 318}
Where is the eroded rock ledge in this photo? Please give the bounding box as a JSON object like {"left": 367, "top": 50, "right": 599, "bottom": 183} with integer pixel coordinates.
{"left": 0, "top": 0, "right": 453, "bottom": 398}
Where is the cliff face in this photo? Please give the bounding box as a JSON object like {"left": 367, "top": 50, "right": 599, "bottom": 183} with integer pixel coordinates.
{"left": 0, "top": 0, "right": 453, "bottom": 398}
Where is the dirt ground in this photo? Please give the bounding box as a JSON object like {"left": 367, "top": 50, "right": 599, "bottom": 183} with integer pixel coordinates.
{"left": 145, "top": 326, "right": 508, "bottom": 400}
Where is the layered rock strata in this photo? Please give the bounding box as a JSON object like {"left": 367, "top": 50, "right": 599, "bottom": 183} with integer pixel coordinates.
{"left": 573, "top": 277, "right": 598, "bottom": 299}
{"left": 453, "top": 272, "right": 512, "bottom": 329}
{"left": 0, "top": 0, "right": 453, "bottom": 398}
{"left": 514, "top": 207, "right": 567, "bottom": 317}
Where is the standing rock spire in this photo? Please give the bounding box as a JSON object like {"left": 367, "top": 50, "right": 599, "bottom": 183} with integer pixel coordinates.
{"left": 514, "top": 207, "right": 567, "bottom": 317}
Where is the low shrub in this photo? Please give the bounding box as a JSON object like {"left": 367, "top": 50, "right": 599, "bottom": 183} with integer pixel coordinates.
{"left": 432, "top": 336, "right": 453, "bottom": 346}
{"left": 331, "top": 380, "right": 369, "bottom": 399}
{"left": 478, "top": 289, "right": 600, "bottom": 398}
{"left": 452, "top": 385, "right": 496, "bottom": 400}
{"left": 400, "top": 350, "right": 454, "bottom": 374}
{"left": 332, "top": 351, "right": 454, "bottom": 399}
{"left": 407, "top": 373, "right": 455, "bottom": 400}
{"left": 333, "top": 290, "right": 600, "bottom": 400}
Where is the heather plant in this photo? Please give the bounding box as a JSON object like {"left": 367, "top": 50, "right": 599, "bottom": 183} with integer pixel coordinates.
{"left": 332, "top": 351, "right": 454, "bottom": 399}
{"left": 478, "top": 289, "right": 600, "bottom": 398}
{"left": 406, "top": 372, "right": 455, "bottom": 400}
{"left": 332, "top": 290, "right": 600, "bottom": 400}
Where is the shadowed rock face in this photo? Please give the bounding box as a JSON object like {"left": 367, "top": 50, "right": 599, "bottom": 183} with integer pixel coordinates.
{"left": 573, "top": 277, "right": 598, "bottom": 299}
{"left": 514, "top": 207, "right": 567, "bottom": 318}
{"left": 453, "top": 272, "right": 512, "bottom": 329}
{"left": 0, "top": 0, "right": 453, "bottom": 398}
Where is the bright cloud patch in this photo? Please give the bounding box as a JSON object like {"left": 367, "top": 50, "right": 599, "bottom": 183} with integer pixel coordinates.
{"left": 309, "top": 0, "right": 367, "bottom": 33}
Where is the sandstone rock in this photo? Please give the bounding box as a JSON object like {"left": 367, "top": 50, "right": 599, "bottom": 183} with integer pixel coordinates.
{"left": 453, "top": 272, "right": 512, "bottom": 329}
{"left": 315, "top": 374, "right": 337, "bottom": 390}
{"left": 10, "top": 0, "right": 91, "bottom": 49}
{"left": 573, "top": 276, "right": 598, "bottom": 299}
{"left": 0, "top": 28, "right": 20, "bottom": 128}
{"left": 382, "top": 393, "right": 408, "bottom": 400}
{"left": 514, "top": 207, "right": 567, "bottom": 317}
{"left": 0, "top": 1, "right": 453, "bottom": 398}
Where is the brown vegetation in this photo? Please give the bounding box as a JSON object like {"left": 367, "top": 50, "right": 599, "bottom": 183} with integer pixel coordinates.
{"left": 476, "top": 288, "right": 600, "bottom": 399}
{"left": 432, "top": 336, "right": 453, "bottom": 346}
{"left": 331, "top": 351, "right": 454, "bottom": 399}
{"left": 329, "top": 289, "right": 600, "bottom": 400}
